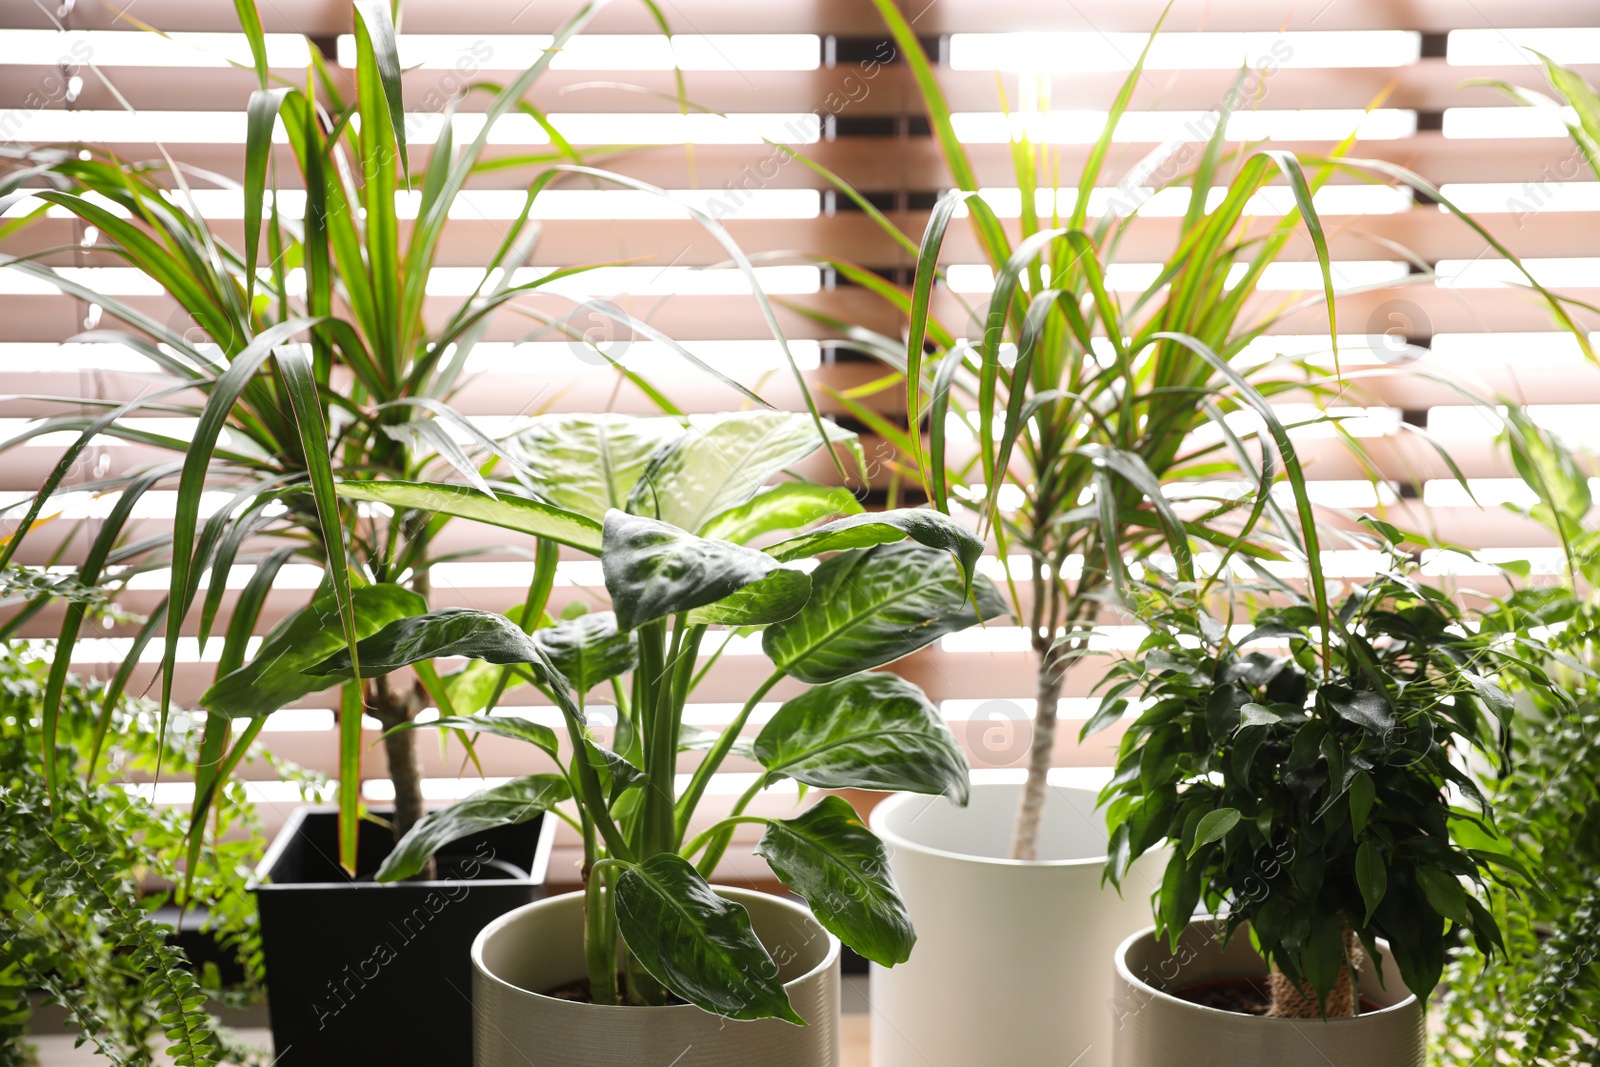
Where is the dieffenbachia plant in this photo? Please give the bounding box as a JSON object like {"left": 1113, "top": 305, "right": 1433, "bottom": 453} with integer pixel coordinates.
{"left": 271, "top": 410, "right": 1007, "bottom": 1020}
{"left": 1096, "top": 527, "right": 1554, "bottom": 1019}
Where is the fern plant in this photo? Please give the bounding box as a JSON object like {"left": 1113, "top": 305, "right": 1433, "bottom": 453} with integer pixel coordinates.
{"left": 1434, "top": 410, "right": 1600, "bottom": 1065}
{"left": 0, "top": 641, "right": 310, "bottom": 1066}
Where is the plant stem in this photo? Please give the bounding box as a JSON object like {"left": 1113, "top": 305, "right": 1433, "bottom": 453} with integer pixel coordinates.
{"left": 676, "top": 670, "right": 783, "bottom": 839}
{"left": 583, "top": 863, "right": 617, "bottom": 1005}
{"left": 694, "top": 774, "right": 770, "bottom": 879}
{"left": 369, "top": 673, "right": 431, "bottom": 876}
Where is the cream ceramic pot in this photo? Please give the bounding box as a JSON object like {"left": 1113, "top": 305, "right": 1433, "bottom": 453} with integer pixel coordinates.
{"left": 869, "top": 781, "right": 1160, "bottom": 1067}
{"left": 1111, "top": 919, "right": 1425, "bottom": 1067}
{"left": 471, "top": 886, "right": 840, "bottom": 1067}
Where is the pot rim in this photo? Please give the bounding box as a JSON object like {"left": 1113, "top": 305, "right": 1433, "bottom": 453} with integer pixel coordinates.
{"left": 248, "top": 804, "right": 558, "bottom": 892}
{"left": 470, "top": 885, "right": 841, "bottom": 1016}
{"left": 1113, "top": 920, "right": 1420, "bottom": 1023}
{"left": 870, "top": 783, "right": 1109, "bottom": 869}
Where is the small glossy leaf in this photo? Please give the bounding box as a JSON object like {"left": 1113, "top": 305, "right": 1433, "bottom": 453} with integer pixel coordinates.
{"left": 376, "top": 775, "right": 569, "bottom": 882}
{"left": 626, "top": 411, "right": 858, "bottom": 534}
{"left": 765, "top": 508, "right": 985, "bottom": 592}
{"left": 1238, "top": 702, "right": 1283, "bottom": 729}
{"left": 201, "top": 584, "right": 425, "bottom": 716}
{"left": 614, "top": 854, "right": 802, "bottom": 1023}
{"left": 1349, "top": 771, "right": 1376, "bottom": 836}
{"left": 700, "top": 483, "right": 863, "bottom": 544}
{"left": 531, "top": 610, "right": 637, "bottom": 694}
{"left": 602, "top": 510, "right": 793, "bottom": 631}
{"left": 1356, "top": 840, "right": 1387, "bottom": 924}
{"left": 1188, "top": 808, "right": 1240, "bottom": 857}
{"left": 753, "top": 673, "right": 969, "bottom": 802}
{"left": 1323, "top": 686, "right": 1395, "bottom": 734}
{"left": 764, "top": 543, "right": 1008, "bottom": 683}
{"left": 754, "top": 796, "right": 914, "bottom": 966}
{"left": 1417, "top": 866, "right": 1472, "bottom": 925}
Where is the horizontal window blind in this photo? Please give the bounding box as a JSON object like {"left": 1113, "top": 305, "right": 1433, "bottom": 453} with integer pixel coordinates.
{"left": 3, "top": 0, "right": 1598, "bottom": 877}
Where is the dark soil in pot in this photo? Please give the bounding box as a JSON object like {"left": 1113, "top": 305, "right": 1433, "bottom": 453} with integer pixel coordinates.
{"left": 1174, "top": 976, "right": 1382, "bottom": 1015}
{"left": 539, "top": 975, "right": 690, "bottom": 1005}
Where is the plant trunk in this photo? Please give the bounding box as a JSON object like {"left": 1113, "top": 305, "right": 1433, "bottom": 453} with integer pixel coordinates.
{"left": 1268, "top": 926, "right": 1364, "bottom": 1018}
{"left": 368, "top": 673, "right": 433, "bottom": 879}
{"left": 1011, "top": 643, "right": 1065, "bottom": 860}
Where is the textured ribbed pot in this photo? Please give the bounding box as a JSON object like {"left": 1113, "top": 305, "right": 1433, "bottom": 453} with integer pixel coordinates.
{"left": 869, "top": 782, "right": 1159, "bottom": 1067}
{"left": 1112, "top": 920, "right": 1425, "bottom": 1067}
{"left": 472, "top": 886, "right": 840, "bottom": 1067}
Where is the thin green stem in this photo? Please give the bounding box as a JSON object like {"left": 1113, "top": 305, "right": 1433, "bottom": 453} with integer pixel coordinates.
{"left": 676, "top": 669, "right": 783, "bottom": 839}
{"left": 680, "top": 815, "right": 770, "bottom": 863}
{"left": 694, "top": 773, "right": 771, "bottom": 880}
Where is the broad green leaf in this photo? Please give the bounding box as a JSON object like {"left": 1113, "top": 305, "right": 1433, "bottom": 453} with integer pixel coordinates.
{"left": 335, "top": 480, "right": 601, "bottom": 553}
{"left": 766, "top": 508, "right": 985, "bottom": 593}
{"left": 201, "top": 584, "right": 425, "bottom": 716}
{"left": 754, "top": 796, "right": 914, "bottom": 966}
{"left": 753, "top": 673, "right": 969, "bottom": 802}
{"left": 376, "top": 775, "right": 570, "bottom": 882}
{"left": 685, "top": 568, "right": 812, "bottom": 627}
{"left": 397, "top": 713, "right": 560, "bottom": 760}
{"left": 531, "top": 610, "right": 637, "bottom": 695}
{"left": 1188, "top": 807, "right": 1240, "bottom": 857}
{"left": 440, "top": 659, "right": 521, "bottom": 717}
{"left": 700, "top": 483, "right": 864, "bottom": 544}
{"left": 602, "top": 510, "right": 795, "bottom": 632}
{"left": 626, "top": 411, "right": 859, "bottom": 533}
{"left": 764, "top": 543, "right": 1008, "bottom": 683}
{"left": 310, "top": 607, "right": 543, "bottom": 677}
{"left": 1349, "top": 771, "right": 1376, "bottom": 836}
{"left": 1356, "top": 840, "right": 1387, "bottom": 924}
{"left": 503, "top": 414, "right": 684, "bottom": 521}
{"left": 614, "top": 854, "right": 802, "bottom": 1023}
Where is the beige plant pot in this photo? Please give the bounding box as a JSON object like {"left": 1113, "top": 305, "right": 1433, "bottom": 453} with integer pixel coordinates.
{"left": 471, "top": 885, "right": 840, "bottom": 1067}
{"left": 1111, "top": 920, "right": 1425, "bottom": 1067}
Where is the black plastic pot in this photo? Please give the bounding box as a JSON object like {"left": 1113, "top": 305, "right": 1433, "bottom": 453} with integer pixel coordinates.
{"left": 252, "top": 806, "right": 555, "bottom": 1066}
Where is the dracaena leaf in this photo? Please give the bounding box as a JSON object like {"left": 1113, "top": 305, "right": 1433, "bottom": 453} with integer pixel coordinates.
{"left": 763, "top": 543, "right": 1008, "bottom": 683}
{"left": 755, "top": 796, "right": 914, "bottom": 966}
{"left": 753, "top": 673, "right": 969, "bottom": 802}
{"left": 376, "top": 775, "right": 569, "bottom": 882}
{"left": 613, "top": 854, "right": 802, "bottom": 1023}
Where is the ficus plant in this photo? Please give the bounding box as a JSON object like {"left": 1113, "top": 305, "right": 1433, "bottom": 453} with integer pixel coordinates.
{"left": 788, "top": 2, "right": 1592, "bottom": 864}
{"left": 254, "top": 410, "right": 1009, "bottom": 1018}
{"left": 1093, "top": 522, "right": 1556, "bottom": 1019}
{"left": 0, "top": 0, "right": 806, "bottom": 879}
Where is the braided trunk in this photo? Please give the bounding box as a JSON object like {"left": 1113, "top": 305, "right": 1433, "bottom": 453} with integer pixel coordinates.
{"left": 1268, "top": 925, "right": 1364, "bottom": 1018}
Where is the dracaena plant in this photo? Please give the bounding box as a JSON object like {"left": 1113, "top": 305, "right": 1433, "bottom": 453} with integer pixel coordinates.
{"left": 265, "top": 410, "right": 1008, "bottom": 1019}
{"left": 798, "top": 2, "right": 1591, "bottom": 863}
{"left": 0, "top": 0, "right": 805, "bottom": 877}
{"left": 1095, "top": 521, "right": 1554, "bottom": 1019}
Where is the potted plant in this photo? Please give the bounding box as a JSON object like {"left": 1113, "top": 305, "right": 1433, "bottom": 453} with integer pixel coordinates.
{"left": 1096, "top": 524, "right": 1547, "bottom": 1066}
{"left": 825, "top": 9, "right": 1587, "bottom": 1064}
{"left": 287, "top": 409, "right": 1006, "bottom": 1063}
{"left": 0, "top": 3, "right": 815, "bottom": 1061}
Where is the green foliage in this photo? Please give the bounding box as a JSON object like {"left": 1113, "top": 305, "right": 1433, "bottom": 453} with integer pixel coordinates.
{"left": 274, "top": 410, "right": 1000, "bottom": 1021}
{"left": 1435, "top": 411, "right": 1600, "bottom": 1066}
{"left": 1095, "top": 545, "right": 1546, "bottom": 1012}
{"left": 0, "top": 644, "right": 311, "bottom": 1066}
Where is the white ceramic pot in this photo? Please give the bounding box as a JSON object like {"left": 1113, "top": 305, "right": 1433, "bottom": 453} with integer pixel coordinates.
{"left": 1111, "top": 920, "right": 1425, "bottom": 1067}
{"left": 869, "top": 781, "right": 1160, "bottom": 1067}
{"left": 471, "top": 885, "right": 840, "bottom": 1067}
